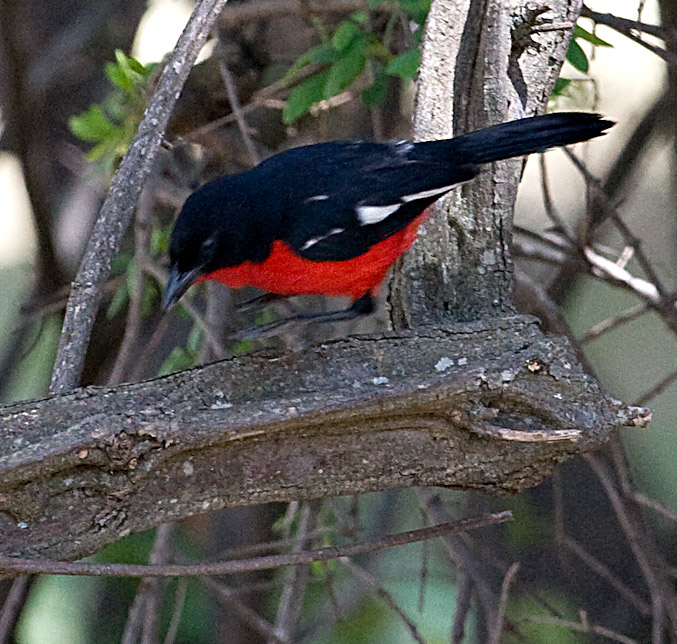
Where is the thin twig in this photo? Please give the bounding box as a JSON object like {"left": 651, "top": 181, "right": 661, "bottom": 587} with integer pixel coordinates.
{"left": 489, "top": 562, "right": 520, "bottom": 644}
{"left": 418, "top": 491, "right": 498, "bottom": 633}
{"left": 141, "top": 524, "right": 174, "bottom": 644}
{"left": 634, "top": 367, "right": 677, "bottom": 406}
{"left": 162, "top": 578, "right": 187, "bottom": 644}
{"left": 525, "top": 614, "right": 638, "bottom": 644}
{"left": 563, "top": 536, "right": 651, "bottom": 615}
{"left": 143, "top": 260, "right": 228, "bottom": 358}
{"left": 539, "top": 154, "right": 573, "bottom": 240}
{"left": 579, "top": 303, "right": 648, "bottom": 344}
{"left": 585, "top": 454, "right": 674, "bottom": 643}
{"left": 108, "top": 186, "right": 154, "bottom": 385}
{"left": 340, "top": 557, "right": 427, "bottom": 644}
{"left": 217, "top": 60, "right": 261, "bottom": 166}
{"left": 450, "top": 573, "right": 473, "bottom": 644}
{"left": 121, "top": 524, "right": 174, "bottom": 644}
{"left": 201, "top": 576, "right": 290, "bottom": 644}
{"left": 268, "top": 501, "right": 319, "bottom": 644}
{"left": 0, "top": 576, "right": 31, "bottom": 644}
{"left": 582, "top": 5, "right": 677, "bottom": 43}
{"left": 0, "top": 513, "right": 512, "bottom": 578}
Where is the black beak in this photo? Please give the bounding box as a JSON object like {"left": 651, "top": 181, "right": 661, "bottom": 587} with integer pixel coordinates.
{"left": 161, "top": 265, "right": 202, "bottom": 312}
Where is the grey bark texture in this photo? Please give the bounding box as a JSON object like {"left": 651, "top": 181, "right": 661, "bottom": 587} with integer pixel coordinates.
{"left": 390, "top": 0, "right": 584, "bottom": 326}
{"left": 0, "top": 0, "right": 650, "bottom": 563}
{"left": 0, "top": 317, "right": 648, "bottom": 561}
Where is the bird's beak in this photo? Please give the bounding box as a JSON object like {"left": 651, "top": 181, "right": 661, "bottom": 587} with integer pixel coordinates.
{"left": 161, "top": 265, "right": 203, "bottom": 312}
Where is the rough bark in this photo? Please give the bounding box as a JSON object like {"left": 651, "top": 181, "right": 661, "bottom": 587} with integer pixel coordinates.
{"left": 0, "top": 317, "right": 648, "bottom": 561}
{"left": 389, "top": 0, "right": 583, "bottom": 326}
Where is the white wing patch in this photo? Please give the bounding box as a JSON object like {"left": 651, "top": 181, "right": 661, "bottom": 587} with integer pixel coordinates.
{"left": 401, "top": 184, "right": 459, "bottom": 202}
{"left": 305, "top": 194, "right": 329, "bottom": 203}
{"left": 357, "top": 204, "right": 401, "bottom": 226}
{"left": 301, "top": 227, "right": 345, "bottom": 250}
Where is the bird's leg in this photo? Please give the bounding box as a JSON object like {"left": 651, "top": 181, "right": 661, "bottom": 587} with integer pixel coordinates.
{"left": 230, "top": 294, "right": 375, "bottom": 341}
{"left": 235, "top": 292, "right": 291, "bottom": 313}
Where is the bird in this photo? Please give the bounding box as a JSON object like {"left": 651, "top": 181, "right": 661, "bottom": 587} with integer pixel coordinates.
{"left": 162, "top": 112, "right": 613, "bottom": 337}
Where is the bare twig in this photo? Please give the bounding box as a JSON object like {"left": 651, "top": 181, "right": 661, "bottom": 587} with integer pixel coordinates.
{"left": 489, "top": 562, "right": 520, "bottom": 644}
{"left": 525, "top": 614, "right": 638, "bottom": 644}
{"left": 0, "top": 514, "right": 513, "bottom": 578}
{"left": 539, "top": 154, "right": 573, "bottom": 240}
{"left": 0, "top": 576, "right": 31, "bottom": 644}
{"left": 340, "top": 558, "right": 426, "bottom": 644}
{"left": 108, "top": 187, "right": 154, "bottom": 385}
{"left": 579, "top": 303, "right": 648, "bottom": 344}
{"left": 563, "top": 537, "right": 651, "bottom": 615}
{"left": 586, "top": 454, "right": 677, "bottom": 642}
{"left": 268, "top": 502, "right": 319, "bottom": 644}
{"left": 217, "top": 60, "right": 261, "bottom": 166}
{"left": 143, "top": 260, "right": 228, "bottom": 358}
{"left": 162, "top": 578, "right": 187, "bottom": 644}
{"left": 582, "top": 5, "right": 677, "bottom": 43}
{"left": 50, "top": 0, "right": 231, "bottom": 394}
{"left": 634, "top": 367, "right": 677, "bottom": 406}
{"left": 121, "top": 523, "right": 174, "bottom": 644}
{"left": 450, "top": 573, "right": 474, "bottom": 644}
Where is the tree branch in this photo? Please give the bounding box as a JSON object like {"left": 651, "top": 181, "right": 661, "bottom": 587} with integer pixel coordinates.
{"left": 0, "top": 317, "right": 649, "bottom": 561}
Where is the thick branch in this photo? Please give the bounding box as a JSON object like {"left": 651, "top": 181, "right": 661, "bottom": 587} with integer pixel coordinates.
{"left": 0, "top": 317, "right": 648, "bottom": 562}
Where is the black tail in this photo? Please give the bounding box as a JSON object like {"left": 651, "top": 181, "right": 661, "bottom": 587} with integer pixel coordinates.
{"left": 418, "top": 112, "right": 613, "bottom": 166}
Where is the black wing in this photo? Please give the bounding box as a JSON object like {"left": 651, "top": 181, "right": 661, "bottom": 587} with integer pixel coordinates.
{"left": 254, "top": 140, "right": 479, "bottom": 262}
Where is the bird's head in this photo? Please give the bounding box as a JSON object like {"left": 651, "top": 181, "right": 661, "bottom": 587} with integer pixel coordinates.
{"left": 162, "top": 176, "right": 241, "bottom": 311}
{"left": 161, "top": 172, "right": 274, "bottom": 312}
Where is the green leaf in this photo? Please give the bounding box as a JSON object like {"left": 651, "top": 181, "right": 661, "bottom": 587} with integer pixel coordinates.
{"left": 105, "top": 61, "right": 133, "bottom": 90}
{"left": 332, "top": 20, "right": 360, "bottom": 51}
{"left": 573, "top": 25, "right": 612, "bottom": 47}
{"left": 324, "top": 46, "right": 366, "bottom": 98}
{"left": 68, "top": 105, "right": 117, "bottom": 142}
{"left": 551, "top": 78, "right": 572, "bottom": 97}
{"left": 350, "top": 11, "right": 367, "bottom": 24}
{"left": 126, "top": 55, "right": 150, "bottom": 75}
{"left": 283, "top": 70, "right": 330, "bottom": 123}
{"left": 362, "top": 65, "right": 389, "bottom": 106}
{"left": 283, "top": 43, "right": 336, "bottom": 85}
{"left": 186, "top": 324, "right": 203, "bottom": 355}
{"left": 150, "top": 224, "right": 172, "bottom": 256}
{"left": 386, "top": 49, "right": 421, "bottom": 81}
{"left": 566, "top": 38, "right": 589, "bottom": 73}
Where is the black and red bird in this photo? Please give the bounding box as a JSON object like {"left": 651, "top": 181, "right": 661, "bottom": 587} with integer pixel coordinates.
{"left": 162, "top": 112, "right": 612, "bottom": 333}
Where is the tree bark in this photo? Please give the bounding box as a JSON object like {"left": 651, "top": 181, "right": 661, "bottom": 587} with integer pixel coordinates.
{"left": 0, "top": 316, "right": 648, "bottom": 562}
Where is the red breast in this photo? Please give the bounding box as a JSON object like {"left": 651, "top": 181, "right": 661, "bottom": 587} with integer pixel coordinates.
{"left": 201, "top": 212, "right": 428, "bottom": 299}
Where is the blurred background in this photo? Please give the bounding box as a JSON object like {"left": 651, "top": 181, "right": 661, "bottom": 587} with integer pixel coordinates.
{"left": 1, "top": 0, "right": 676, "bottom": 641}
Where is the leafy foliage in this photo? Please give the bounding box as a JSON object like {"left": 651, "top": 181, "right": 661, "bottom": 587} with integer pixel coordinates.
{"left": 285, "top": 8, "right": 613, "bottom": 120}
{"left": 69, "top": 50, "right": 157, "bottom": 174}
{"left": 282, "top": 1, "right": 430, "bottom": 123}
{"left": 552, "top": 25, "right": 613, "bottom": 98}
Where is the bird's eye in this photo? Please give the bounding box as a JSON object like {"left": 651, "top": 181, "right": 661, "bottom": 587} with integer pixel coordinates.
{"left": 202, "top": 237, "right": 216, "bottom": 251}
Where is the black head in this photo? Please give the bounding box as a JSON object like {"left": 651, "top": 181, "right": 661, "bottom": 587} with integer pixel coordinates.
{"left": 161, "top": 172, "right": 279, "bottom": 311}
{"left": 162, "top": 175, "right": 250, "bottom": 311}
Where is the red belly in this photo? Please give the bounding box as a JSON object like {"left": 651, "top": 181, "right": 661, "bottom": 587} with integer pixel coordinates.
{"left": 202, "top": 212, "right": 427, "bottom": 300}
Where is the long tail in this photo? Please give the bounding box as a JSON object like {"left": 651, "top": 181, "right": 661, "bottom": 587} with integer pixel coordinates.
{"left": 418, "top": 112, "right": 613, "bottom": 165}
